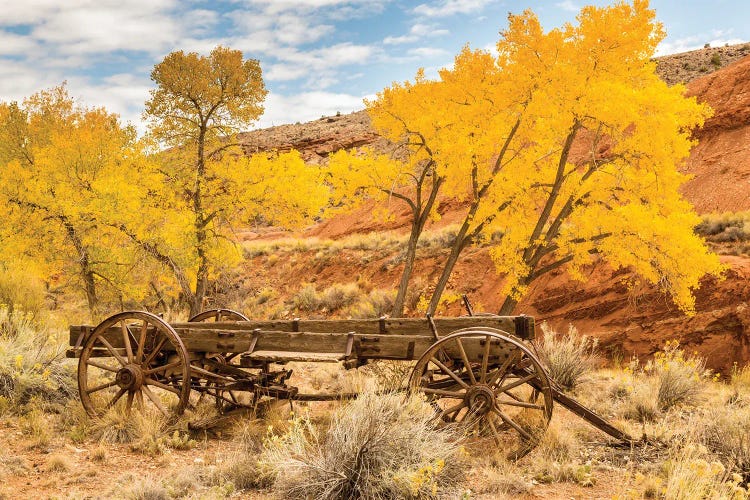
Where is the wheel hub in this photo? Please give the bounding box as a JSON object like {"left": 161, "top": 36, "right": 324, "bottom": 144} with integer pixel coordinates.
{"left": 465, "top": 384, "right": 496, "bottom": 416}
{"left": 116, "top": 364, "right": 144, "bottom": 390}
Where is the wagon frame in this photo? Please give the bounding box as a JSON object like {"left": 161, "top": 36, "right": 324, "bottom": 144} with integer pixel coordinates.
{"left": 68, "top": 307, "right": 631, "bottom": 459}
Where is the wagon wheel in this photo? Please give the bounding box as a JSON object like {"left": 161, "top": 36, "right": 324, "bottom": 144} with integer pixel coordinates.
{"left": 188, "top": 309, "right": 250, "bottom": 411}
{"left": 409, "top": 329, "right": 553, "bottom": 460}
{"left": 78, "top": 311, "right": 191, "bottom": 418}
{"left": 189, "top": 308, "right": 249, "bottom": 363}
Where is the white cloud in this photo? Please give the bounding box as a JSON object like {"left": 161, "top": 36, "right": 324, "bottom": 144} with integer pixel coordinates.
{"left": 383, "top": 23, "right": 450, "bottom": 44}
{"left": 0, "top": 31, "right": 37, "bottom": 55}
{"left": 412, "top": 0, "right": 494, "bottom": 18}
{"left": 555, "top": 1, "right": 579, "bottom": 13}
{"left": 408, "top": 47, "right": 449, "bottom": 58}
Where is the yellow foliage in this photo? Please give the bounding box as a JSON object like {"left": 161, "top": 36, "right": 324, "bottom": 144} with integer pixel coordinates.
{"left": 364, "top": 0, "right": 723, "bottom": 314}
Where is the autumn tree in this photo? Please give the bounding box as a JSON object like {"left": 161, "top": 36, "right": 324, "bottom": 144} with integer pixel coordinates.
{"left": 373, "top": 0, "right": 723, "bottom": 316}
{"left": 327, "top": 76, "right": 447, "bottom": 317}
{"left": 126, "top": 46, "right": 328, "bottom": 315}
{"left": 0, "top": 86, "right": 147, "bottom": 315}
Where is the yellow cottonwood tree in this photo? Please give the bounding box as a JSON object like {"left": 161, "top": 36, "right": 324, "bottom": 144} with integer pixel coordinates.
{"left": 327, "top": 73, "right": 449, "bottom": 317}
{"left": 0, "top": 86, "right": 149, "bottom": 315}
{"left": 371, "top": 0, "right": 723, "bottom": 316}
{"left": 126, "top": 46, "right": 329, "bottom": 315}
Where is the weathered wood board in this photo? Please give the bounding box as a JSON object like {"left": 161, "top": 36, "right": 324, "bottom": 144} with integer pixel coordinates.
{"left": 67, "top": 315, "right": 534, "bottom": 362}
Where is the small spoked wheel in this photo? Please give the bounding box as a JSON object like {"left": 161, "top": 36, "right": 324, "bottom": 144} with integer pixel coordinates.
{"left": 188, "top": 308, "right": 250, "bottom": 411}
{"left": 409, "top": 328, "right": 553, "bottom": 460}
{"left": 78, "top": 311, "right": 191, "bottom": 418}
{"left": 188, "top": 308, "right": 250, "bottom": 323}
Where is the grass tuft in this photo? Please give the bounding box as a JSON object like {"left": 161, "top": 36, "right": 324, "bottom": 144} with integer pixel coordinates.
{"left": 263, "top": 391, "right": 468, "bottom": 499}
{"left": 534, "top": 323, "right": 599, "bottom": 391}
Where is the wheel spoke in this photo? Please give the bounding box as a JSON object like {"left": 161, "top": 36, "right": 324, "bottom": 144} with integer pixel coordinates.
{"left": 87, "top": 379, "right": 118, "bottom": 394}
{"left": 97, "top": 335, "right": 128, "bottom": 366}
{"left": 136, "top": 320, "right": 148, "bottom": 363}
{"left": 495, "top": 373, "right": 538, "bottom": 395}
{"left": 480, "top": 334, "right": 491, "bottom": 383}
{"left": 216, "top": 310, "right": 222, "bottom": 321}
{"left": 142, "top": 385, "right": 169, "bottom": 416}
{"left": 430, "top": 357, "right": 470, "bottom": 390}
{"left": 86, "top": 359, "right": 119, "bottom": 372}
{"left": 496, "top": 398, "right": 546, "bottom": 410}
{"left": 106, "top": 388, "right": 127, "bottom": 409}
{"left": 144, "top": 360, "right": 183, "bottom": 375}
{"left": 121, "top": 320, "right": 136, "bottom": 364}
{"left": 145, "top": 377, "right": 181, "bottom": 395}
{"left": 487, "top": 415, "right": 503, "bottom": 445}
{"left": 487, "top": 350, "right": 521, "bottom": 388}
{"left": 493, "top": 407, "right": 533, "bottom": 442}
{"left": 125, "top": 391, "right": 134, "bottom": 415}
{"left": 136, "top": 390, "right": 145, "bottom": 411}
{"left": 454, "top": 337, "right": 476, "bottom": 385}
{"left": 438, "top": 401, "right": 466, "bottom": 420}
{"left": 421, "top": 387, "right": 466, "bottom": 398}
{"left": 143, "top": 336, "right": 168, "bottom": 367}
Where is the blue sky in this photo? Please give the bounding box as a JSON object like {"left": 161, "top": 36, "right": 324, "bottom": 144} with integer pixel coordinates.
{"left": 1, "top": 0, "right": 748, "bottom": 133}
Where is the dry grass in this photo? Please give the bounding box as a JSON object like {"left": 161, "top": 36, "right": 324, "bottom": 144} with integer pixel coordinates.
{"left": 262, "top": 391, "right": 468, "bottom": 499}
{"left": 661, "top": 443, "right": 747, "bottom": 499}
{"left": 534, "top": 323, "right": 599, "bottom": 391}
{"left": 0, "top": 308, "right": 75, "bottom": 411}
{"left": 695, "top": 405, "right": 750, "bottom": 482}
{"left": 645, "top": 341, "right": 708, "bottom": 411}
{"left": 45, "top": 454, "right": 71, "bottom": 473}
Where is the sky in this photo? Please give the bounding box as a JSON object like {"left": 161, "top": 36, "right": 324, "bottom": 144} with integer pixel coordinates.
{"left": 1, "top": 0, "right": 748, "bottom": 133}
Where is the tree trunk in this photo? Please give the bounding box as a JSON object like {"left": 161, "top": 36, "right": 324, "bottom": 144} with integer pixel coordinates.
{"left": 391, "top": 224, "right": 421, "bottom": 317}
{"left": 62, "top": 218, "right": 98, "bottom": 317}
{"left": 191, "top": 126, "right": 208, "bottom": 317}
{"left": 427, "top": 228, "right": 471, "bottom": 315}
{"left": 498, "top": 295, "right": 518, "bottom": 316}
{"left": 390, "top": 174, "right": 443, "bottom": 318}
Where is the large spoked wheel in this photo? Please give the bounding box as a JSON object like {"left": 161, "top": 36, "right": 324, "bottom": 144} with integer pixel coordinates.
{"left": 78, "top": 311, "right": 191, "bottom": 418}
{"left": 409, "top": 328, "right": 553, "bottom": 460}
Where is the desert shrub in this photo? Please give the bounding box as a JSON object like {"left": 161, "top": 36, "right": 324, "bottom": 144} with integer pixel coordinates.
{"left": 18, "top": 404, "right": 51, "bottom": 448}
{"left": 0, "top": 308, "right": 75, "bottom": 410}
{"left": 45, "top": 454, "right": 71, "bottom": 473}
{"left": 696, "top": 212, "right": 750, "bottom": 242}
{"left": 534, "top": 324, "right": 599, "bottom": 391}
{"left": 209, "top": 453, "right": 274, "bottom": 491}
{"left": 319, "top": 283, "right": 361, "bottom": 311}
{"left": 711, "top": 53, "right": 722, "bottom": 67}
{"left": 661, "top": 443, "right": 747, "bottom": 499}
{"left": 527, "top": 423, "right": 594, "bottom": 486}
{"left": 644, "top": 341, "right": 707, "bottom": 411}
{"left": 89, "top": 408, "right": 192, "bottom": 454}
{"left": 346, "top": 289, "right": 396, "bottom": 319}
{"left": 732, "top": 363, "right": 750, "bottom": 392}
{"left": 263, "top": 391, "right": 468, "bottom": 499}
{"left": 471, "top": 462, "right": 532, "bottom": 497}
{"left": 112, "top": 474, "right": 170, "bottom": 500}
{"left": 292, "top": 283, "right": 320, "bottom": 311}
{"left": 696, "top": 405, "right": 750, "bottom": 482}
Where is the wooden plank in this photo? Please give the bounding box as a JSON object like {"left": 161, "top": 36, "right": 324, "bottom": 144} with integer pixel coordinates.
{"left": 68, "top": 316, "right": 535, "bottom": 353}
{"left": 166, "top": 315, "right": 533, "bottom": 339}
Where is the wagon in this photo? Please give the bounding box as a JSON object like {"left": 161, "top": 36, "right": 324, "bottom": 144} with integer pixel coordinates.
{"left": 67, "top": 307, "right": 631, "bottom": 459}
